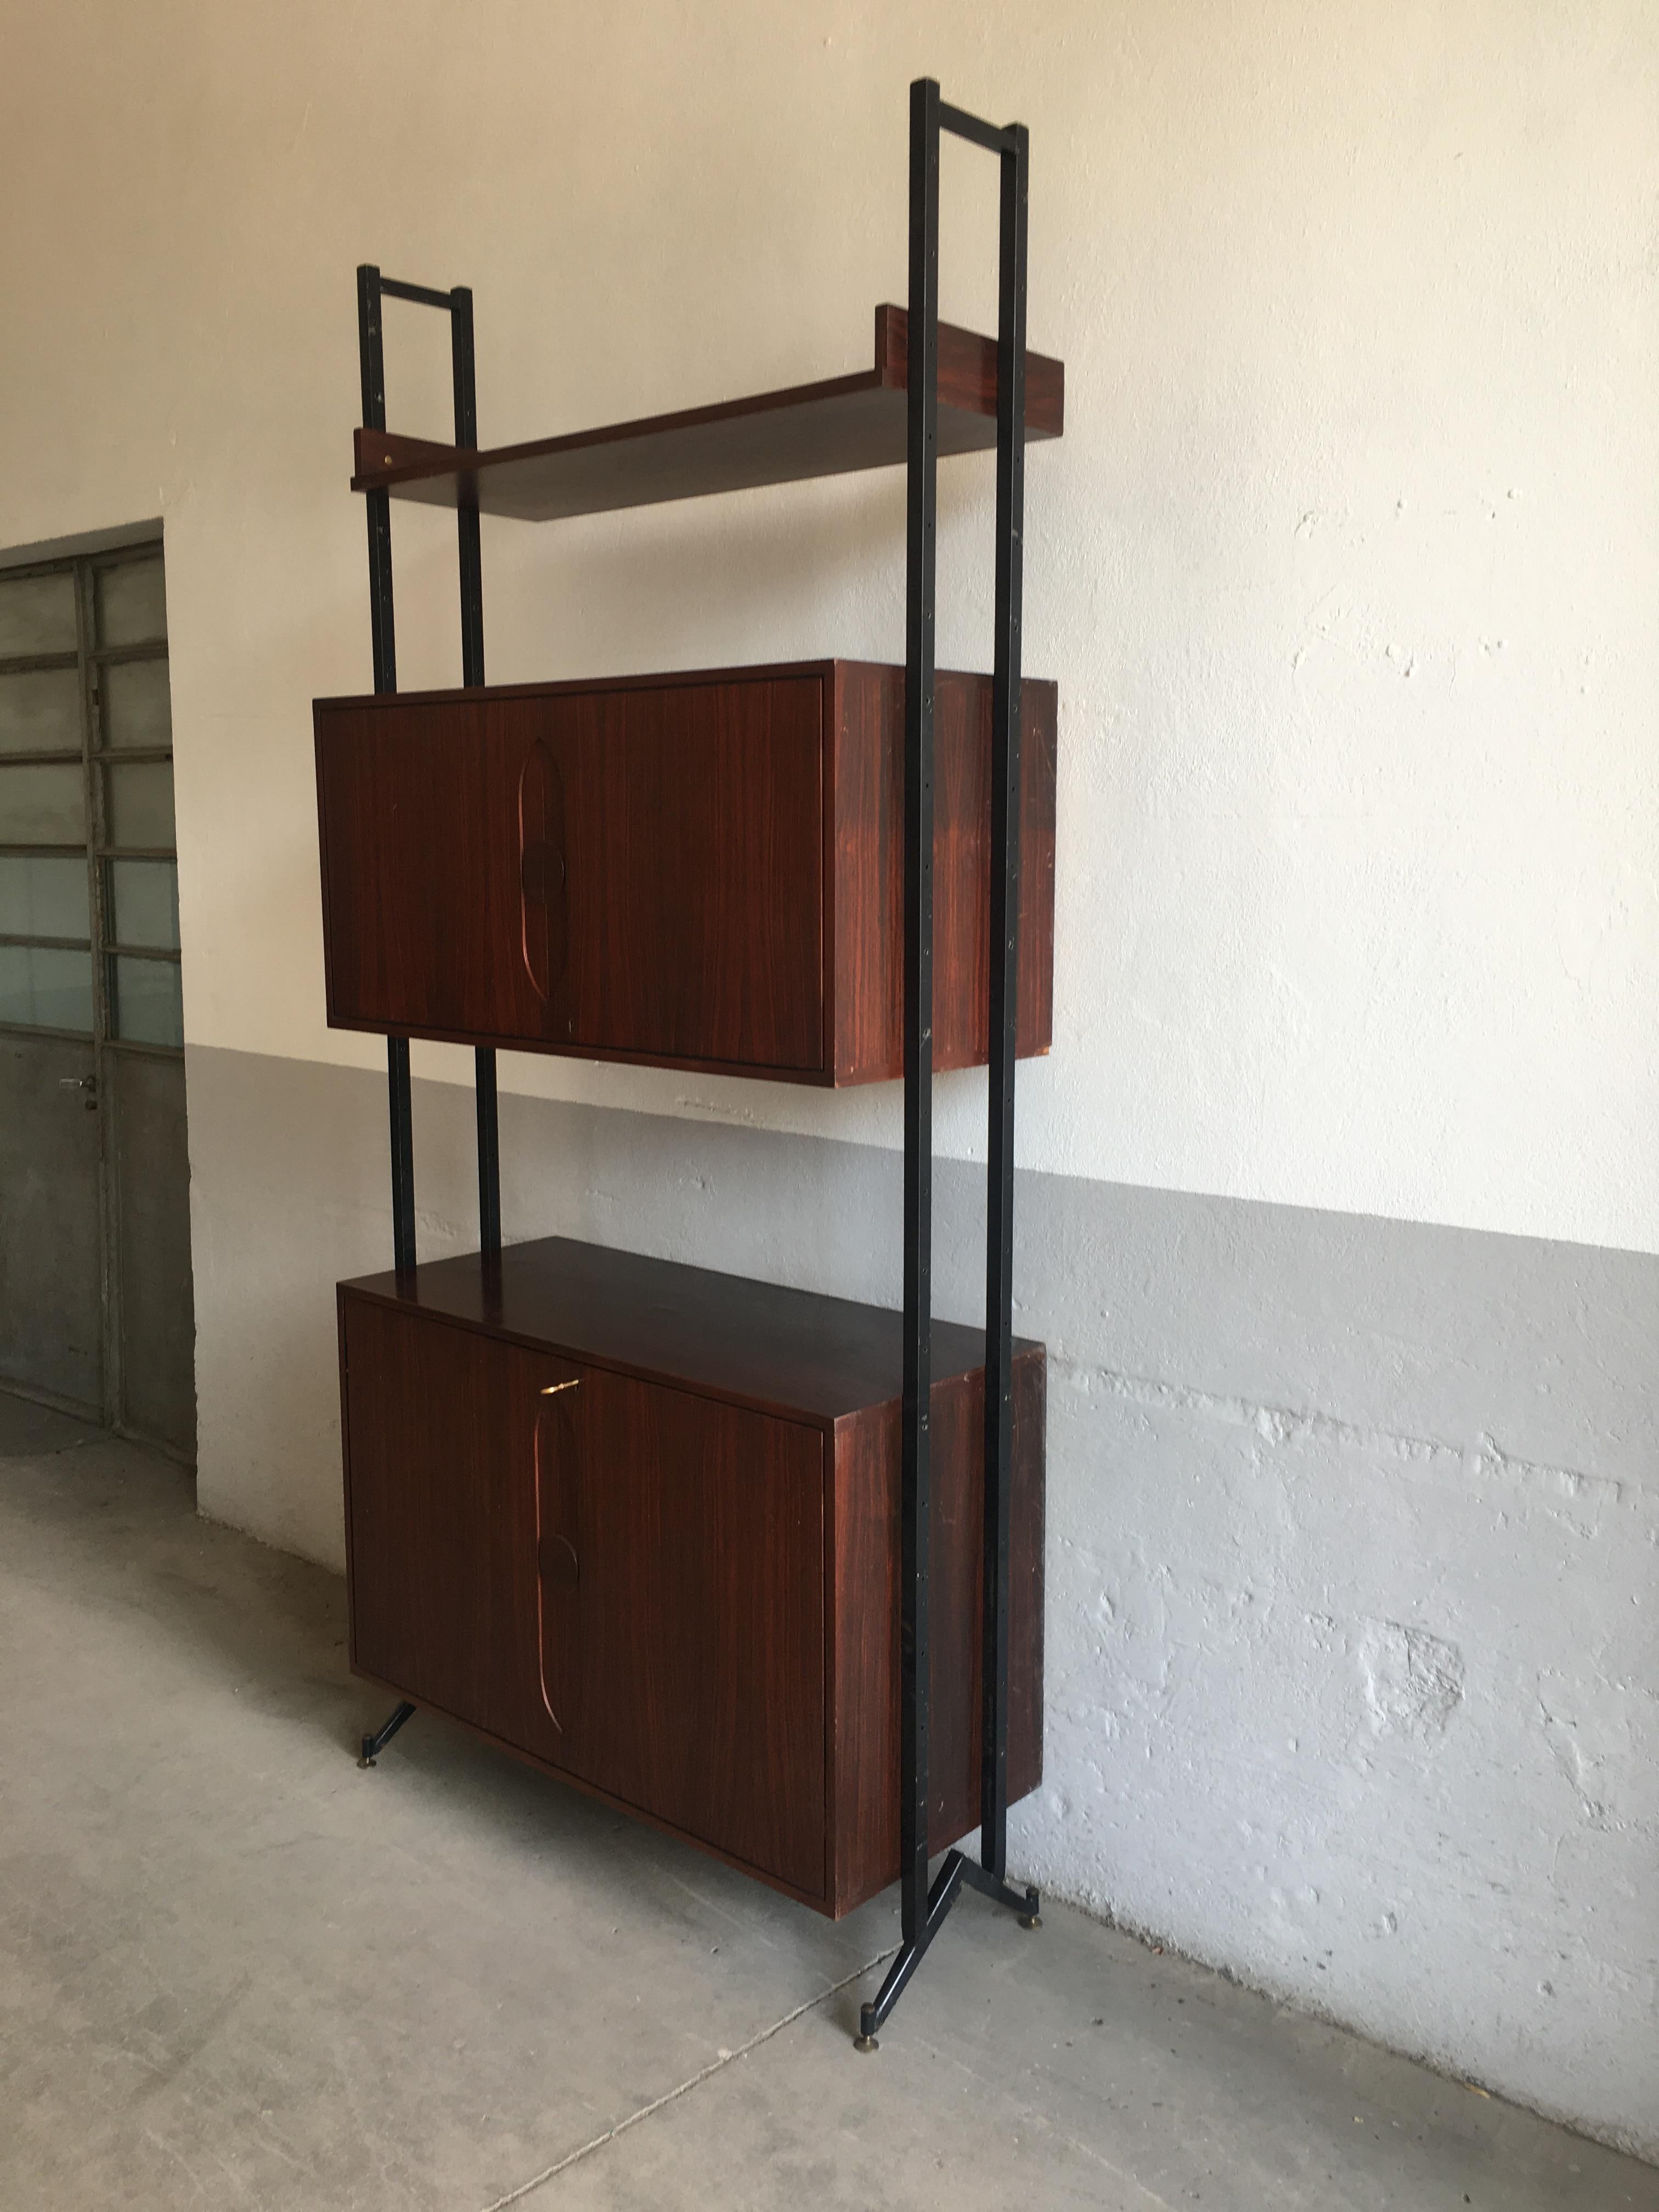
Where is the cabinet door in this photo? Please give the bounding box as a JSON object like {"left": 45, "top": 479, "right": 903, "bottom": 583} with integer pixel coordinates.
{"left": 539, "top": 1364, "right": 828, "bottom": 1899}
{"left": 318, "top": 699, "right": 554, "bottom": 1047}
{"left": 552, "top": 679, "right": 823, "bottom": 1072}
{"left": 342, "top": 1299, "right": 830, "bottom": 1899}
{"left": 317, "top": 676, "right": 825, "bottom": 1074}
{"left": 340, "top": 1297, "right": 570, "bottom": 1766}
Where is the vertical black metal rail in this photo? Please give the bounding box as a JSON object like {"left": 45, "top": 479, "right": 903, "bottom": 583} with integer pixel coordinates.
{"left": 450, "top": 286, "right": 501, "bottom": 1260}
{"left": 357, "top": 266, "right": 416, "bottom": 1276}
{"left": 856, "top": 80, "right": 1039, "bottom": 2053}
{"left": 356, "top": 264, "right": 500, "bottom": 1272}
{"left": 900, "top": 67, "right": 940, "bottom": 1997}
{"left": 981, "top": 121, "right": 1029, "bottom": 1893}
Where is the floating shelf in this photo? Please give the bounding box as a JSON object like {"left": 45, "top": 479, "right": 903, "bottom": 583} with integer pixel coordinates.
{"left": 351, "top": 303, "right": 1064, "bottom": 523}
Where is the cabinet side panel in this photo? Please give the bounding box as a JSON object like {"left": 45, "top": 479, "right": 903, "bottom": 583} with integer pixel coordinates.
{"left": 933, "top": 674, "right": 1058, "bottom": 1073}
{"left": 1009, "top": 1347, "right": 1047, "bottom": 1805}
{"left": 337, "top": 1288, "right": 357, "bottom": 1664}
{"left": 829, "top": 664, "right": 904, "bottom": 1086}
{"left": 831, "top": 1351, "right": 1047, "bottom": 1916}
{"left": 830, "top": 672, "right": 1057, "bottom": 1084}
{"left": 828, "top": 1402, "right": 900, "bottom": 1913}
{"left": 928, "top": 1369, "right": 989, "bottom": 1848}
{"left": 1015, "top": 683, "right": 1058, "bottom": 1063}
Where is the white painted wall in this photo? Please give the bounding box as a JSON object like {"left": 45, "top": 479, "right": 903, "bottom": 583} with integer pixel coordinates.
{"left": 6, "top": 0, "right": 1657, "bottom": 2160}
{"left": 5, "top": 0, "right": 1657, "bottom": 1249}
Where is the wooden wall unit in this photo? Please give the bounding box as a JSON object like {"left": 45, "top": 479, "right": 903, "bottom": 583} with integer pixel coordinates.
{"left": 315, "top": 661, "right": 1056, "bottom": 1085}
{"left": 340, "top": 1237, "right": 1045, "bottom": 1917}
{"left": 329, "top": 117, "right": 1062, "bottom": 2032}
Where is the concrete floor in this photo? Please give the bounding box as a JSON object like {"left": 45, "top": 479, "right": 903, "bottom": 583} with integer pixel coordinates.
{"left": 0, "top": 1396, "right": 1651, "bottom": 2212}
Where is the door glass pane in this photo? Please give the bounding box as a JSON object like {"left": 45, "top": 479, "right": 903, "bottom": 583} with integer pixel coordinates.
{"left": 0, "top": 667, "right": 81, "bottom": 754}
{"left": 111, "top": 952, "right": 182, "bottom": 1046}
{"left": 0, "top": 763, "right": 84, "bottom": 842}
{"left": 0, "top": 855, "right": 88, "bottom": 939}
{"left": 0, "top": 571, "right": 76, "bottom": 657}
{"left": 104, "top": 761, "right": 174, "bottom": 849}
{"left": 109, "top": 859, "right": 178, "bottom": 949}
{"left": 99, "top": 656, "right": 171, "bottom": 749}
{"left": 0, "top": 944, "right": 93, "bottom": 1031}
{"left": 96, "top": 557, "right": 167, "bottom": 647}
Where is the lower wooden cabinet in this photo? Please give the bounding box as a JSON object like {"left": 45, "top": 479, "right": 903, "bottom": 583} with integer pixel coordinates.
{"left": 338, "top": 1237, "right": 1044, "bottom": 1916}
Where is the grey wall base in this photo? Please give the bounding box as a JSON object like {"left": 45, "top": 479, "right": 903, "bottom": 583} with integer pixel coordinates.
{"left": 186, "top": 1044, "right": 1658, "bottom": 2159}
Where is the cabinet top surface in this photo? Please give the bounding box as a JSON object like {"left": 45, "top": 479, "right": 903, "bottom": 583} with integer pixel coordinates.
{"left": 340, "top": 1237, "right": 1041, "bottom": 1424}
{"left": 349, "top": 304, "right": 1063, "bottom": 524}
{"left": 313, "top": 658, "right": 1058, "bottom": 718}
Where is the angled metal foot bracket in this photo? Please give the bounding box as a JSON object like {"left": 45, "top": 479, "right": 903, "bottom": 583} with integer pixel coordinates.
{"left": 856, "top": 76, "right": 1037, "bottom": 2052}
{"left": 855, "top": 1858, "right": 1040, "bottom": 2050}
{"left": 358, "top": 1700, "right": 416, "bottom": 1768}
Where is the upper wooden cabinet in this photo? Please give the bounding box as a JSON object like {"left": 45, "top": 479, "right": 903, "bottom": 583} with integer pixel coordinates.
{"left": 315, "top": 659, "right": 1056, "bottom": 1085}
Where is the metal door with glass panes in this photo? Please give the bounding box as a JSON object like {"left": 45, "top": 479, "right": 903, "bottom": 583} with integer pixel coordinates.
{"left": 0, "top": 539, "right": 196, "bottom": 1459}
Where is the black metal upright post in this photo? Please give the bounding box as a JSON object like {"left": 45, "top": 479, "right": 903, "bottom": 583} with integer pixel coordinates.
{"left": 450, "top": 285, "right": 501, "bottom": 1261}
{"left": 357, "top": 264, "right": 416, "bottom": 1277}
{"left": 356, "top": 267, "right": 500, "bottom": 1271}
{"left": 858, "top": 75, "right": 952, "bottom": 2051}
{"left": 900, "top": 61, "right": 940, "bottom": 1972}
{"left": 980, "top": 121, "right": 1029, "bottom": 1888}
{"left": 857, "top": 78, "right": 1040, "bottom": 2053}
{"left": 450, "top": 287, "right": 485, "bottom": 684}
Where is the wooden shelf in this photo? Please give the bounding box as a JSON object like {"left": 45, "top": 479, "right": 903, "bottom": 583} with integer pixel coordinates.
{"left": 351, "top": 304, "right": 1064, "bottom": 523}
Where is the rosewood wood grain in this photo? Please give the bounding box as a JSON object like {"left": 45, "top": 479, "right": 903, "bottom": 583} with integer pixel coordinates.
{"left": 345, "top": 1234, "right": 1041, "bottom": 1425}
{"left": 318, "top": 674, "right": 823, "bottom": 1073}
{"left": 351, "top": 305, "right": 1064, "bottom": 523}
{"left": 562, "top": 679, "right": 822, "bottom": 1069}
{"left": 337, "top": 1239, "right": 1046, "bottom": 1918}
{"left": 315, "top": 660, "right": 1054, "bottom": 1086}
{"left": 340, "top": 1294, "right": 573, "bottom": 1769}
{"left": 827, "top": 1352, "right": 1044, "bottom": 1916}
{"left": 550, "top": 1364, "right": 827, "bottom": 1897}
{"left": 829, "top": 663, "right": 1056, "bottom": 1083}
